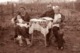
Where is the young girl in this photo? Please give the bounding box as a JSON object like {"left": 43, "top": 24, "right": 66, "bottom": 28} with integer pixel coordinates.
{"left": 52, "top": 6, "right": 65, "bottom": 50}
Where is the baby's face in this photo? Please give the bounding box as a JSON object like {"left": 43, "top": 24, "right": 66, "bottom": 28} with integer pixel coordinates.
{"left": 17, "top": 15, "right": 21, "bottom": 19}
{"left": 17, "top": 15, "right": 23, "bottom": 23}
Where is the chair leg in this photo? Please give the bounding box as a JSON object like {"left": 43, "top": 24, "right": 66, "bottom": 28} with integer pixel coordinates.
{"left": 31, "top": 33, "right": 33, "bottom": 46}
{"left": 44, "top": 35, "right": 48, "bottom": 47}
{"left": 25, "top": 38, "right": 31, "bottom": 45}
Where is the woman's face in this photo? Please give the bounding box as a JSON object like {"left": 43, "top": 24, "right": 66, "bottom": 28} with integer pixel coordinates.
{"left": 19, "top": 8, "right": 26, "bottom": 16}
{"left": 19, "top": 8, "right": 25, "bottom": 13}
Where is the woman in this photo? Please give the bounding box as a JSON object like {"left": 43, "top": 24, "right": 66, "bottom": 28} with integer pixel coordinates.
{"left": 13, "top": 7, "right": 31, "bottom": 46}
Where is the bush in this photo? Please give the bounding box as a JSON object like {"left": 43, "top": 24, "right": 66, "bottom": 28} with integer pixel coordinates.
{"left": 75, "top": 2, "right": 80, "bottom": 11}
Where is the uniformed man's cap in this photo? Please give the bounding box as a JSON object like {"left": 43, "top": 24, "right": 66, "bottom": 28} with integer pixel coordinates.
{"left": 47, "top": 4, "right": 52, "bottom": 8}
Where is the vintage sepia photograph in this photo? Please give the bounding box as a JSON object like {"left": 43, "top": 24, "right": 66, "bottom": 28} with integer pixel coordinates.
{"left": 0, "top": 0, "right": 80, "bottom": 53}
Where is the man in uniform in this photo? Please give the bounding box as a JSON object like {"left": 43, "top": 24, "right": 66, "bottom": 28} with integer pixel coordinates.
{"left": 40, "top": 5, "right": 65, "bottom": 49}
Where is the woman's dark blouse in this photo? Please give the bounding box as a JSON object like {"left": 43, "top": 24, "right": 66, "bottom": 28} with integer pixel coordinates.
{"left": 14, "top": 11, "right": 31, "bottom": 23}
{"left": 14, "top": 11, "right": 31, "bottom": 38}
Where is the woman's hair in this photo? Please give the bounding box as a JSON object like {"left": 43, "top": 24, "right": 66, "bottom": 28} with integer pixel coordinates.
{"left": 20, "top": 7, "right": 26, "bottom": 10}
{"left": 17, "top": 11, "right": 21, "bottom": 15}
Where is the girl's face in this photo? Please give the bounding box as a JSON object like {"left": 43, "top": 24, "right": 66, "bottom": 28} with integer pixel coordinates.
{"left": 54, "top": 9, "right": 60, "bottom": 14}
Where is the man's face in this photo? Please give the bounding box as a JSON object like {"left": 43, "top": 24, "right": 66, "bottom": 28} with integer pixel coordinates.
{"left": 48, "top": 7, "right": 52, "bottom": 10}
